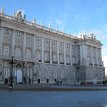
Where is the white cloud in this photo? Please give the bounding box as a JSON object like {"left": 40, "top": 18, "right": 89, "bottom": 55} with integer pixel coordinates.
{"left": 55, "top": 18, "right": 63, "bottom": 25}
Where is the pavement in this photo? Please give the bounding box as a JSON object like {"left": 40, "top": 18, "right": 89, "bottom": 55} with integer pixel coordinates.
{"left": 0, "top": 84, "right": 107, "bottom": 91}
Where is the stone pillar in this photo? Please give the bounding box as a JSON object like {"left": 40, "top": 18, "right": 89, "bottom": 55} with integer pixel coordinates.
{"left": 32, "top": 35, "right": 36, "bottom": 61}
{"left": 57, "top": 41, "right": 59, "bottom": 64}
{"left": 11, "top": 29, "right": 15, "bottom": 57}
{"left": 32, "top": 63, "right": 35, "bottom": 84}
{"left": 0, "top": 27, "right": 3, "bottom": 57}
{"left": 96, "top": 48, "right": 98, "bottom": 65}
{"left": 100, "top": 48, "right": 102, "bottom": 65}
{"left": 23, "top": 32, "right": 26, "bottom": 60}
{"left": 82, "top": 44, "right": 86, "bottom": 66}
{"left": 64, "top": 43, "right": 66, "bottom": 65}
{"left": 23, "top": 62, "right": 27, "bottom": 84}
{"left": 91, "top": 46, "right": 94, "bottom": 66}
{"left": 70, "top": 44, "right": 72, "bottom": 65}
{"left": 80, "top": 44, "right": 82, "bottom": 65}
{"left": 42, "top": 37, "right": 44, "bottom": 63}
{"left": 85, "top": 45, "right": 88, "bottom": 66}
{"left": 13, "top": 64, "right": 16, "bottom": 84}
{"left": 50, "top": 39, "right": 52, "bottom": 64}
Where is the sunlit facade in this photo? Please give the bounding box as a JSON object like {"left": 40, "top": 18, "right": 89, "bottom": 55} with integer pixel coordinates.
{"left": 0, "top": 10, "right": 105, "bottom": 85}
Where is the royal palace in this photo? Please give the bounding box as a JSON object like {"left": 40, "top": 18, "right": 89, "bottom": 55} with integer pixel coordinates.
{"left": 0, "top": 9, "right": 105, "bottom": 85}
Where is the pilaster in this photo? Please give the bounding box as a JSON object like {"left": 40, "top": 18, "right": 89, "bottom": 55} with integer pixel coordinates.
{"left": 50, "top": 39, "right": 52, "bottom": 64}
{"left": 69, "top": 44, "right": 72, "bottom": 65}
{"left": 100, "top": 48, "right": 102, "bottom": 65}
{"left": 96, "top": 48, "right": 98, "bottom": 65}
{"left": 0, "top": 27, "right": 3, "bottom": 57}
{"left": 11, "top": 29, "right": 15, "bottom": 57}
{"left": 23, "top": 32, "right": 26, "bottom": 60}
{"left": 42, "top": 37, "right": 44, "bottom": 63}
{"left": 64, "top": 43, "right": 66, "bottom": 65}
{"left": 85, "top": 45, "right": 88, "bottom": 66}
{"left": 91, "top": 46, "right": 94, "bottom": 66}
{"left": 57, "top": 41, "right": 59, "bottom": 64}
{"left": 32, "top": 35, "right": 35, "bottom": 61}
{"left": 80, "top": 44, "right": 82, "bottom": 65}
{"left": 82, "top": 43, "right": 87, "bottom": 66}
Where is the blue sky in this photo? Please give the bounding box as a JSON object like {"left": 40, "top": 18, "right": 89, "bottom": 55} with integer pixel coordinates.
{"left": 0, "top": 0, "right": 107, "bottom": 74}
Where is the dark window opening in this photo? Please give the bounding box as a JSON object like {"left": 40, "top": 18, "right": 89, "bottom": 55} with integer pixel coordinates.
{"left": 38, "top": 79, "right": 40, "bottom": 83}
{"left": 5, "top": 79, "right": 8, "bottom": 84}
{"left": 46, "top": 79, "right": 49, "bottom": 83}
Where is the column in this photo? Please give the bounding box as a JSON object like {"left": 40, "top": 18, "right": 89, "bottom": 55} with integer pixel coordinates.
{"left": 32, "top": 35, "right": 36, "bottom": 61}
{"left": 100, "top": 48, "right": 102, "bottom": 65}
{"left": 50, "top": 39, "right": 52, "bottom": 64}
{"left": 23, "top": 32, "right": 26, "bottom": 60}
{"left": 11, "top": 29, "right": 15, "bottom": 57}
{"left": 42, "top": 37, "right": 44, "bottom": 63}
{"left": 0, "top": 27, "right": 3, "bottom": 57}
{"left": 79, "top": 45, "right": 82, "bottom": 65}
{"left": 64, "top": 43, "right": 66, "bottom": 65}
{"left": 23, "top": 62, "right": 27, "bottom": 84}
{"left": 96, "top": 48, "right": 98, "bottom": 65}
{"left": 70, "top": 44, "right": 72, "bottom": 65}
{"left": 91, "top": 46, "right": 94, "bottom": 66}
{"left": 85, "top": 45, "right": 88, "bottom": 66}
{"left": 82, "top": 43, "right": 86, "bottom": 65}
{"left": 57, "top": 41, "right": 59, "bottom": 64}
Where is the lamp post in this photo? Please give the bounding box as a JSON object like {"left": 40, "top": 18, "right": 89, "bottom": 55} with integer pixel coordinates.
{"left": 9, "top": 56, "right": 14, "bottom": 87}
{"left": 74, "top": 60, "right": 80, "bottom": 84}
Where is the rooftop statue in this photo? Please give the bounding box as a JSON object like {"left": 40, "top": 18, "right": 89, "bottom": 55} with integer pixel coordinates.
{"left": 15, "top": 10, "right": 26, "bottom": 22}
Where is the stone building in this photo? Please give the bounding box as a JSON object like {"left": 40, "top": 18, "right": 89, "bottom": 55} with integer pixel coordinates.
{"left": 0, "top": 10, "right": 105, "bottom": 85}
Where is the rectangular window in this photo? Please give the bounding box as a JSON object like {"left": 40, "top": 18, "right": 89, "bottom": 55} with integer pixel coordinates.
{"left": 36, "top": 50, "right": 41, "bottom": 62}
{"left": 15, "top": 48, "right": 21, "bottom": 58}
{"left": 16, "top": 31, "right": 21, "bottom": 38}
{"left": 3, "top": 46, "right": 9, "bottom": 56}
{"left": 5, "top": 28, "right": 9, "bottom": 34}
{"left": 26, "top": 49, "right": 32, "bottom": 59}
{"left": 44, "top": 52, "right": 50, "bottom": 62}
{"left": 4, "top": 68, "right": 9, "bottom": 77}
{"left": 72, "top": 56, "right": 76, "bottom": 64}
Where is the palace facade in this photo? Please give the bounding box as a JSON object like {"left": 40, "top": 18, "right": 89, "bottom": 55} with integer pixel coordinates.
{"left": 0, "top": 10, "right": 105, "bottom": 85}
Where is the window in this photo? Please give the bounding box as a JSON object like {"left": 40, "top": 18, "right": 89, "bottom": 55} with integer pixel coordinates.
{"left": 36, "top": 51, "right": 41, "bottom": 61}
{"left": 88, "top": 56, "right": 91, "bottom": 63}
{"left": 16, "top": 31, "right": 21, "bottom": 38}
{"left": 72, "top": 56, "right": 76, "bottom": 64}
{"left": 44, "top": 52, "right": 50, "bottom": 62}
{"left": 66, "top": 55, "right": 70, "bottom": 64}
{"left": 3, "top": 46, "right": 9, "bottom": 56}
{"left": 26, "top": 49, "right": 32, "bottom": 59}
{"left": 15, "top": 48, "right": 21, "bottom": 58}
{"left": 52, "top": 53, "right": 57, "bottom": 63}
{"left": 59, "top": 54, "right": 64, "bottom": 63}
{"left": 5, "top": 28, "right": 9, "bottom": 34}
{"left": 26, "top": 34, "right": 32, "bottom": 47}
{"left": 4, "top": 68, "right": 9, "bottom": 77}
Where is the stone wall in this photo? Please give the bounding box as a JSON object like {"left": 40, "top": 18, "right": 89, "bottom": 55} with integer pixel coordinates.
{"left": 33, "top": 63, "right": 76, "bottom": 84}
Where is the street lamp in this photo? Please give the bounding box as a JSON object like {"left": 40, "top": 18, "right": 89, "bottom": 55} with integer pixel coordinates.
{"left": 9, "top": 56, "right": 14, "bottom": 87}
{"left": 74, "top": 60, "right": 80, "bottom": 84}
